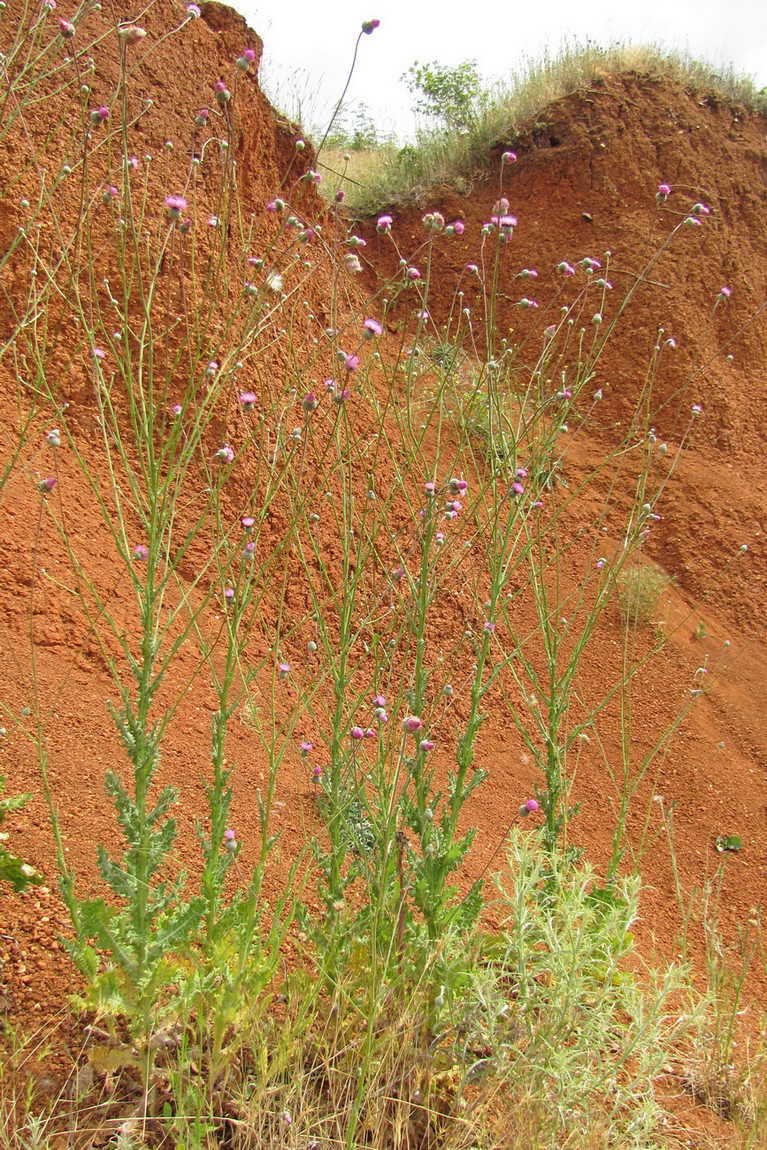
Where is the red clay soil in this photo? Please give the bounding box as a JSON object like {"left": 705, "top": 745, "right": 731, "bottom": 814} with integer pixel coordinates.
{"left": 1, "top": 6, "right": 767, "bottom": 1144}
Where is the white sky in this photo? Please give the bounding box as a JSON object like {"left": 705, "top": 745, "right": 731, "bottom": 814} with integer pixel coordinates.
{"left": 232, "top": 0, "right": 767, "bottom": 140}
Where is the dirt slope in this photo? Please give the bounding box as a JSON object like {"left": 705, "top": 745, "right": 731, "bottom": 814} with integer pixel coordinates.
{"left": 1, "top": 14, "right": 767, "bottom": 1142}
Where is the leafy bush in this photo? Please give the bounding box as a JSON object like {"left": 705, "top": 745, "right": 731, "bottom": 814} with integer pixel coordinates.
{"left": 403, "top": 58, "right": 487, "bottom": 127}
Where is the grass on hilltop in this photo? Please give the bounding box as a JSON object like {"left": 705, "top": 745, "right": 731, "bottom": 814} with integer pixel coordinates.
{"left": 314, "top": 41, "right": 767, "bottom": 216}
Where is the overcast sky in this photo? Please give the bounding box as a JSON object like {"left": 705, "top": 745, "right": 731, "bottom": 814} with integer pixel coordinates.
{"left": 232, "top": 0, "right": 767, "bottom": 139}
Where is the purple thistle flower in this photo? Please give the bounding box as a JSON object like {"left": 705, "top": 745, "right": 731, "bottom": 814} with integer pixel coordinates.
{"left": 350, "top": 726, "right": 365, "bottom": 740}
{"left": 557, "top": 261, "right": 575, "bottom": 276}
{"left": 419, "top": 739, "right": 435, "bottom": 752}
{"left": 361, "top": 18, "right": 380, "bottom": 33}
{"left": 303, "top": 391, "right": 319, "bottom": 413}
{"left": 373, "top": 694, "right": 386, "bottom": 707}
{"left": 39, "top": 476, "right": 57, "bottom": 493}
{"left": 278, "top": 661, "right": 291, "bottom": 679}
{"left": 239, "top": 391, "right": 256, "bottom": 410}
{"left": 344, "top": 354, "right": 359, "bottom": 372}
{"left": 401, "top": 715, "right": 423, "bottom": 735}
{"left": 132, "top": 544, "right": 148, "bottom": 561}
{"left": 216, "top": 445, "right": 234, "bottom": 463}
{"left": 718, "top": 286, "right": 731, "bottom": 300}
{"left": 313, "top": 764, "right": 322, "bottom": 779}
{"left": 59, "top": 17, "right": 75, "bottom": 37}
{"left": 215, "top": 81, "right": 231, "bottom": 105}
{"left": 483, "top": 621, "right": 495, "bottom": 633}
{"left": 502, "top": 150, "right": 517, "bottom": 163}
{"left": 656, "top": 183, "right": 671, "bottom": 201}
{"left": 363, "top": 317, "right": 382, "bottom": 339}
{"left": 241, "top": 516, "right": 255, "bottom": 529}
{"left": 407, "top": 266, "right": 421, "bottom": 281}
{"left": 165, "top": 194, "right": 187, "bottom": 220}
{"left": 377, "top": 214, "right": 393, "bottom": 232}
{"left": 186, "top": 2, "right": 201, "bottom": 16}
{"left": 300, "top": 740, "right": 313, "bottom": 756}
{"left": 224, "top": 587, "right": 234, "bottom": 601}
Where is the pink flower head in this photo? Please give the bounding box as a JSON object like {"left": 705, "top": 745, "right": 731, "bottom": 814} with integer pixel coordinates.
{"left": 373, "top": 694, "right": 386, "bottom": 708}
{"left": 692, "top": 202, "right": 711, "bottom": 216}
{"left": 194, "top": 108, "right": 209, "bottom": 127}
{"left": 416, "top": 309, "right": 429, "bottom": 321}
{"left": 165, "top": 194, "right": 187, "bottom": 220}
{"left": 511, "top": 481, "right": 524, "bottom": 495}
{"left": 92, "top": 347, "right": 105, "bottom": 360}
{"left": 302, "top": 390, "right": 318, "bottom": 413}
{"left": 445, "top": 219, "right": 465, "bottom": 235}
{"left": 407, "top": 266, "right": 420, "bottom": 281}
{"left": 656, "top": 183, "right": 671, "bottom": 200}
{"left": 466, "top": 262, "right": 478, "bottom": 274}
{"left": 313, "top": 764, "right": 322, "bottom": 779}
{"left": 361, "top": 18, "right": 380, "bottom": 33}
{"left": 557, "top": 261, "right": 575, "bottom": 276}
{"left": 596, "top": 557, "right": 606, "bottom": 570}
{"left": 334, "top": 387, "right": 351, "bottom": 404}
{"left": 483, "top": 621, "right": 495, "bottom": 633}
{"left": 521, "top": 268, "right": 538, "bottom": 279}
{"left": 335, "top": 189, "right": 346, "bottom": 203}
{"left": 518, "top": 298, "right": 538, "bottom": 309}
{"left": 172, "top": 404, "right": 182, "bottom": 416}
{"left": 525, "top": 798, "right": 539, "bottom": 812}
{"left": 243, "top": 47, "right": 256, "bottom": 63}
{"left": 239, "top": 391, "right": 257, "bottom": 410}
{"left": 216, "top": 445, "right": 234, "bottom": 463}
{"left": 241, "top": 516, "right": 255, "bottom": 529}
{"left": 448, "top": 477, "right": 468, "bottom": 495}
{"left": 278, "top": 661, "right": 291, "bottom": 679}
{"left": 214, "top": 81, "right": 231, "bottom": 106}
{"left": 242, "top": 540, "right": 256, "bottom": 558}
{"left": 419, "top": 739, "right": 435, "bottom": 752}
{"left": 377, "top": 214, "right": 393, "bottom": 232}
{"left": 516, "top": 467, "right": 528, "bottom": 478}
{"left": 300, "top": 740, "right": 313, "bottom": 756}
{"left": 224, "top": 587, "right": 234, "bottom": 600}
{"left": 344, "top": 354, "right": 360, "bottom": 372}
{"left": 425, "top": 481, "right": 436, "bottom": 497}
{"left": 401, "top": 715, "right": 423, "bottom": 735}
{"left": 97, "top": 106, "right": 109, "bottom": 120}
{"left": 128, "top": 156, "right": 139, "bottom": 169}
{"left": 39, "top": 476, "right": 57, "bottom": 493}
{"left": 392, "top": 566, "right": 406, "bottom": 581}
{"left": 224, "top": 828, "right": 236, "bottom": 842}
{"left": 718, "top": 286, "right": 731, "bottom": 299}
{"left": 132, "top": 544, "right": 148, "bottom": 561}
{"left": 502, "top": 150, "right": 517, "bottom": 163}
{"left": 206, "top": 360, "right": 218, "bottom": 376}
{"left": 363, "top": 317, "right": 382, "bottom": 339}
{"left": 684, "top": 216, "right": 702, "bottom": 227}
{"left": 59, "top": 17, "right": 75, "bottom": 37}
{"left": 350, "top": 726, "right": 365, "bottom": 740}
{"left": 364, "top": 727, "right": 376, "bottom": 739}
{"left": 186, "top": 2, "right": 201, "bottom": 15}
{"left": 581, "top": 257, "right": 601, "bottom": 270}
